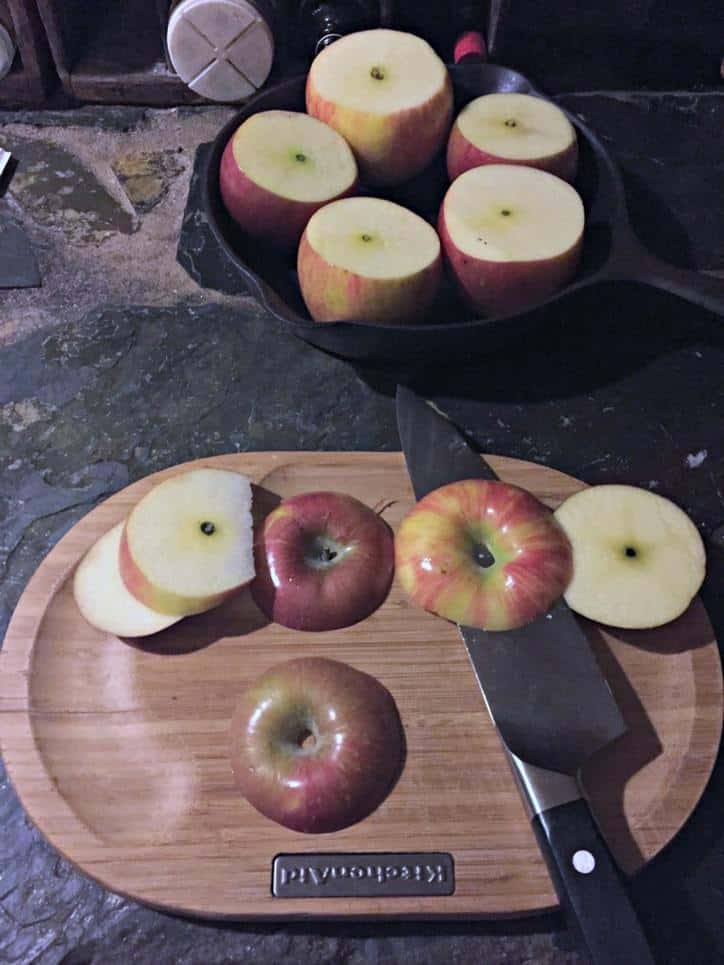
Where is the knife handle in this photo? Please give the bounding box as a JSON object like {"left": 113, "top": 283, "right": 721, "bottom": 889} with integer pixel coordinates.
{"left": 532, "top": 799, "right": 656, "bottom": 965}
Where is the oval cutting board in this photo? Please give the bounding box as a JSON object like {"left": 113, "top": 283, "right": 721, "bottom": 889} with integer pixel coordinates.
{"left": 0, "top": 452, "right": 721, "bottom": 920}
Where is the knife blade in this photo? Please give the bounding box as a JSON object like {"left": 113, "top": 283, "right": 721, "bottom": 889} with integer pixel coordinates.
{"left": 396, "top": 384, "right": 656, "bottom": 965}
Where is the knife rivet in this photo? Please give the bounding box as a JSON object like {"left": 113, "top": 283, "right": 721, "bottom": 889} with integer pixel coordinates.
{"left": 572, "top": 850, "right": 596, "bottom": 874}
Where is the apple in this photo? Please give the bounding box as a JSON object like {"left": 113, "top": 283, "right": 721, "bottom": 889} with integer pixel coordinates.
{"left": 438, "top": 164, "right": 585, "bottom": 316}
{"left": 447, "top": 93, "right": 578, "bottom": 183}
{"left": 395, "top": 479, "right": 572, "bottom": 631}
{"left": 554, "top": 484, "right": 706, "bottom": 629}
{"left": 73, "top": 523, "right": 180, "bottom": 637}
{"left": 230, "top": 656, "right": 404, "bottom": 833}
{"left": 298, "top": 196, "right": 442, "bottom": 324}
{"left": 251, "top": 491, "right": 394, "bottom": 631}
{"left": 219, "top": 110, "right": 358, "bottom": 249}
{"left": 119, "top": 468, "right": 254, "bottom": 617}
{"left": 306, "top": 28, "right": 453, "bottom": 186}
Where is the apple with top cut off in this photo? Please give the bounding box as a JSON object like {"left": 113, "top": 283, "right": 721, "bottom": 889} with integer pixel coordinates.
{"left": 298, "top": 196, "right": 442, "bottom": 324}
{"left": 554, "top": 484, "right": 706, "bottom": 629}
{"left": 306, "top": 29, "right": 453, "bottom": 186}
{"left": 230, "top": 656, "right": 404, "bottom": 833}
{"left": 219, "top": 110, "right": 358, "bottom": 249}
{"left": 252, "top": 491, "right": 394, "bottom": 630}
{"left": 74, "top": 523, "right": 180, "bottom": 637}
{"left": 120, "top": 468, "right": 254, "bottom": 617}
{"left": 395, "top": 479, "right": 572, "bottom": 631}
{"left": 438, "top": 164, "right": 585, "bottom": 316}
{"left": 447, "top": 93, "right": 578, "bottom": 183}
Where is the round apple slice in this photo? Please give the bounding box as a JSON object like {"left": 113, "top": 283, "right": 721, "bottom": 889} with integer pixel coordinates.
{"left": 73, "top": 523, "right": 180, "bottom": 637}
{"left": 219, "top": 110, "right": 358, "bottom": 249}
{"left": 230, "top": 657, "right": 404, "bottom": 833}
{"left": 298, "top": 196, "right": 442, "bottom": 324}
{"left": 252, "top": 491, "right": 394, "bottom": 631}
{"left": 447, "top": 93, "right": 578, "bottom": 182}
{"left": 306, "top": 28, "right": 453, "bottom": 186}
{"left": 120, "top": 468, "right": 254, "bottom": 617}
{"left": 438, "top": 164, "right": 585, "bottom": 317}
{"left": 554, "top": 485, "right": 706, "bottom": 629}
{"left": 395, "top": 479, "right": 572, "bottom": 631}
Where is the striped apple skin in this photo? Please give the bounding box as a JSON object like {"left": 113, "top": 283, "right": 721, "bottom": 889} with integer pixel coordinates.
{"left": 446, "top": 123, "right": 579, "bottom": 183}
{"left": 395, "top": 479, "right": 572, "bottom": 631}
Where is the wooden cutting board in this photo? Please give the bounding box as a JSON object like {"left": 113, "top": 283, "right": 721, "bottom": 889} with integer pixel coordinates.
{"left": 0, "top": 452, "right": 721, "bottom": 920}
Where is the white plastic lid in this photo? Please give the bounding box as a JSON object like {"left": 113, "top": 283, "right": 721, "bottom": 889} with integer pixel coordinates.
{"left": 167, "top": 0, "right": 274, "bottom": 103}
{"left": 0, "top": 24, "right": 16, "bottom": 82}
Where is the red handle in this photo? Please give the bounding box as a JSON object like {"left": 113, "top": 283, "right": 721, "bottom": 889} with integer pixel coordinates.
{"left": 453, "top": 30, "right": 487, "bottom": 64}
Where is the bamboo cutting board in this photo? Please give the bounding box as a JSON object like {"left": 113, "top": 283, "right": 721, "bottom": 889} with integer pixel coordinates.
{"left": 0, "top": 452, "right": 721, "bottom": 920}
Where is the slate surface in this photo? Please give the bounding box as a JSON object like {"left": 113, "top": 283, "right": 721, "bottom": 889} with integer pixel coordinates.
{"left": 0, "top": 92, "right": 722, "bottom": 965}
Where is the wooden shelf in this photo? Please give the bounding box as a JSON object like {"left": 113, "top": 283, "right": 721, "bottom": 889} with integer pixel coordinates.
{"left": 0, "top": 0, "right": 56, "bottom": 106}
{"left": 36, "top": 0, "right": 200, "bottom": 105}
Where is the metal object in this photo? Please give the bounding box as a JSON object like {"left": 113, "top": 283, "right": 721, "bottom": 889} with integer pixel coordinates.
{"left": 0, "top": 147, "right": 11, "bottom": 179}
{"left": 201, "top": 63, "right": 724, "bottom": 364}
{"left": 395, "top": 385, "right": 655, "bottom": 965}
{"left": 272, "top": 852, "right": 454, "bottom": 898}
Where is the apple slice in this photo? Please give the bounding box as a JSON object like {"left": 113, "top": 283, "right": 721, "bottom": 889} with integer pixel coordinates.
{"left": 120, "top": 468, "right": 254, "bottom": 617}
{"left": 306, "top": 29, "right": 453, "bottom": 186}
{"left": 438, "top": 164, "right": 585, "bottom": 316}
{"left": 298, "top": 196, "right": 442, "bottom": 324}
{"left": 554, "top": 484, "right": 706, "bottom": 629}
{"left": 73, "top": 523, "right": 180, "bottom": 637}
{"left": 219, "top": 110, "right": 358, "bottom": 249}
{"left": 447, "top": 93, "right": 578, "bottom": 182}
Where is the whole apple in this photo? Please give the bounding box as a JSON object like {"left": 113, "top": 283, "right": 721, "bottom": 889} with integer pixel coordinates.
{"left": 438, "top": 164, "right": 585, "bottom": 317}
{"left": 395, "top": 479, "right": 573, "bottom": 631}
{"left": 252, "top": 491, "right": 394, "bottom": 630}
{"left": 219, "top": 110, "right": 358, "bottom": 249}
{"left": 230, "top": 657, "right": 404, "bottom": 833}
{"left": 297, "top": 196, "right": 442, "bottom": 324}
{"left": 306, "top": 29, "right": 453, "bottom": 187}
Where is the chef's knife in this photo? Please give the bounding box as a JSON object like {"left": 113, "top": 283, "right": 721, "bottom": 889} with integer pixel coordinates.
{"left": 396, "top": 385, "right": 656, "bottom": 965}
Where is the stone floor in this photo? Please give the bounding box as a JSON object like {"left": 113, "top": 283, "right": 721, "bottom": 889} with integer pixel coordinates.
{"left": 1, "top": 94, "right": 723, "bottom": 964}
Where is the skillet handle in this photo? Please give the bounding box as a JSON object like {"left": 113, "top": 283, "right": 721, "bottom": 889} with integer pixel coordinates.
{"left": 624, "top": 245, "right": 724, "bottom": 317}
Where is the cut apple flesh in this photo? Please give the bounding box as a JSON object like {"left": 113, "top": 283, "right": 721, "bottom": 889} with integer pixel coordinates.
{"left": 120, "top": 468, "right": 254, "bottom": 617}
{"left": 229, "top": 110, "right": 357, "bottom": 202}
{"left": 73, "top": 523, "right": 180, "bottom": 637}
{"left": 456, "top": 93, "right": 576, "bottom": 163}
{"left": 305, "top": 196, "right": 440, "bottom": 280}
{"left": 442, "top": 164, "right": 584, "bottom": 263}
{"left": 308, "top": 29, "right": 449, "bottom": 117}
{"left": 554, "top": 484, "right": 706, "bottom": 629}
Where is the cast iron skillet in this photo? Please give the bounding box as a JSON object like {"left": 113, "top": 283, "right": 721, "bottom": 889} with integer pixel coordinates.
{"left": 203, "top": 63, "right": 724, "bottom": 364}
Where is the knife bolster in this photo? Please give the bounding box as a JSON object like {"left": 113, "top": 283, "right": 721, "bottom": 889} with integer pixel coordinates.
{"left": 509, "top": 753, "right": 581, "bottom": 819}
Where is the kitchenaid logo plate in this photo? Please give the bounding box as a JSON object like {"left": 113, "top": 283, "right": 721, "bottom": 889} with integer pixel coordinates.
{"left": 272, "top": 853, "right": 454, "bottom": 898}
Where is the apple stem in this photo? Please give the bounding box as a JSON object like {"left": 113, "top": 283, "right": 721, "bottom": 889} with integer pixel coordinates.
{"left": 504, "top": 118, "right": 517, "bottom": 127}
{"left": 370, "top": 66, "right": 385, "bottom": 80}
{"left": 624, "top": 546, "right": 637, "bottom": 558}
{"left": 200, "top": 521, "right": 216, "bottom": 535}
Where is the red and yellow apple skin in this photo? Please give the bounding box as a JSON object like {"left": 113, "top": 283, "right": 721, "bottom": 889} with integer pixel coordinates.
{"left": 437, "top": 207, "right": 582, "bottom": 318}
{"left": 251, "top": 491, "right": 394, "bottom": 631}
{"left": 219, "top": 139, "right": 357, "bottom": 250}
{"left": 230, "top": 657, "right": 404, "bottom": 833}
{"left": 297, "top": 230, "right": 442, "bottom": 324}
{"left": 306, "top": 80, "right": 453, "bottom": 187}
{"left": 395, "top": 480, "right": 573, "bottom": 631}
{"left": 446, "top": 125, "right": 578, "bottom": 183}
